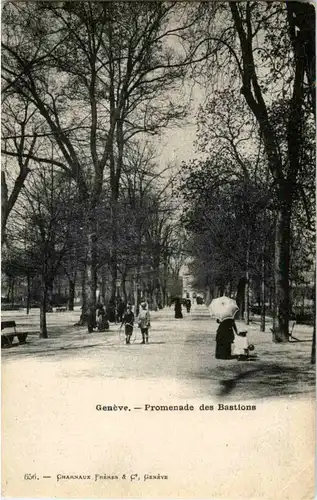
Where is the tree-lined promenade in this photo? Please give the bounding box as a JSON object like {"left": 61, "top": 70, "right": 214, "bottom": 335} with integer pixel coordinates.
{"left": 2, "top": 2, "right": 315, "bottom": 348}
{"left": 2, "top": 304, "right": 314, "bottom": 499}
{"left": 2, "top": 304, "right": 315, "bottom": 399}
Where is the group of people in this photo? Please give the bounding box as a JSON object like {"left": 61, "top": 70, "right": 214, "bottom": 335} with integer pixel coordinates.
{"left": 121, "top": 302, "right": 151, "bottom": 345}
{"left": 94, "top": 297, "right": 128, "bottom": 331}
{"left": 95, "top": 300, "right": 151, "bottom": 345}
{"left": 215, "top": 318, "right": 253, "bottom": 361}
{"left": 96, "top": 295, "right": 253, "bottom": 358}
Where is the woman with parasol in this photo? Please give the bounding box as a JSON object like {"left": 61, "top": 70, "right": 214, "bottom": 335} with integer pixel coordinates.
{"left": 215, "top": 318, "right": 238, "bottom": 359}
{"left": 208, "top": 297, "right": 239, "bottom": 360}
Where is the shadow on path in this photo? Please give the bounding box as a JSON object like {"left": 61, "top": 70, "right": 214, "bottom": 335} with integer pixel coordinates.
{"left": 2, "top": 342, "right": 106, "bottom": 358}
{"left": 193, "top": 361, "right": 315, "bottom": 399}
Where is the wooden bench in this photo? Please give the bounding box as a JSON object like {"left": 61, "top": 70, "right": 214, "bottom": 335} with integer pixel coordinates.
{"left": 55, "top": 307, "right": 67, "bottom": 312}
{"left": 1, "top": 321, "right": 28, "bottom": 348}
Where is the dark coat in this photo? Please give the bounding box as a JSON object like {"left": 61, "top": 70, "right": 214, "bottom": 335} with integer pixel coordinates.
{"left": 174, "top": 298, "right": 183, "bottom": 319}
{"left": 122, "top": 311, "right": 134, "bottom": 326}
{"left": 215, "top": 319, "right": 237, "bottom": 359}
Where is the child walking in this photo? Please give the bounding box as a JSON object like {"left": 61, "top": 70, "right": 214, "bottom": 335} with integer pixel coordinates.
{"left": 137, "top": 302, "right": 151, "bottom": 344}
{"left": 121, "top": 304, "right": 134, "bottom": 344}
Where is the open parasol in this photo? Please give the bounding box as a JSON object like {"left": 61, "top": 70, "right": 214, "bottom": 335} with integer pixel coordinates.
{"left": 208, "top": 296, "right": 239, "bottom": 322}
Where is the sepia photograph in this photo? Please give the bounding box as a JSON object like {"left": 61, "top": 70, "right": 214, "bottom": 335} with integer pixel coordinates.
{"left": 1, "top": 1, "right": 316, "bottom": 498}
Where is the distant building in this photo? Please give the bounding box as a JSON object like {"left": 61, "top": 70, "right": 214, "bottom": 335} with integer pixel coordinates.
{"left": 179, "top": 260, "right": 194, "bottom": 299}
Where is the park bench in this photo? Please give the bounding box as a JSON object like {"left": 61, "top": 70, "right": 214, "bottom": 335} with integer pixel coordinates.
{"left": 1, "top": 321, "right": 28, "bottom": 348}
{"left": 55, "top": 307, "right": 67, "bottom": 312}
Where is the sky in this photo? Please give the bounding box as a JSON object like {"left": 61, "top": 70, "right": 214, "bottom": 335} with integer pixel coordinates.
{"left": 157, "top": 123, "right": 198, "bottom": 170}
{"left": 154, "top": 80, "right": 206, "bottom": 172}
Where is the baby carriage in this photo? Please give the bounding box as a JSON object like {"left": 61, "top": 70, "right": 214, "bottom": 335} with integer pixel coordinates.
{"left": 232, "top": 330, "right": 255, "bottom": 360}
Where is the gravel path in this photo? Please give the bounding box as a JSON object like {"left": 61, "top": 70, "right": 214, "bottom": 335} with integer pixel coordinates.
{"left": 2, "top": 305, "right": 315, "bottom": 499}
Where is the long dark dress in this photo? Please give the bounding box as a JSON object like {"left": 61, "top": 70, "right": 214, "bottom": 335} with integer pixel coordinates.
{"left": 174, "top": 298, "right": 183, "bottom": 319}
{"left": 97, "top": 306, "right": 109, "bottom": 331}
{"left": 185, "top": 299, "right": 191, "bottom": 313}
{"left": 215, "top": 319, "right": 237, "bottom": 359}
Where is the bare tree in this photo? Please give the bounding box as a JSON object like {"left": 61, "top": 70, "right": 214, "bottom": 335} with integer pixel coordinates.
{"left": 1, "top": 97, "right": 39, "bottom": 246}
{"left": 2, "top": 1, "right": 205, "bottom": 330}
{"left": 186, "top": 2, "right": 315, "bottom": 341}
{"left": 12, "top": 164, "right": 76, "bottom": 338}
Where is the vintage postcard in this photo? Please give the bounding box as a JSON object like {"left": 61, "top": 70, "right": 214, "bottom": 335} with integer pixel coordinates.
{"left": 1, "top": 1, "right": 315, "bottom": 499}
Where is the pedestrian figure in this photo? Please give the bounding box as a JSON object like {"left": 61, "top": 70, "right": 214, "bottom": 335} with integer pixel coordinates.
{"left": 174, "top": 297, "right": 183, "bottom": 319}
{"left": 121, "top": 304, "right": 134, "bottom": 344}
{"left": 96, "top": 304, "right": 109, "bottom": 332}
{"left": 232, "top": 330, "right": 253, "bottom": 360}
{"left": 137, "top": 302, "right": 151, "bottom": 344}
{"left": 215, "top": 318, "right": 237, "bottom": 359}
{"left": 117, "top": 298, "right": 125, "bottom": 323}
{"left": 185, "top": 298, "right": 191, "bottom": 313}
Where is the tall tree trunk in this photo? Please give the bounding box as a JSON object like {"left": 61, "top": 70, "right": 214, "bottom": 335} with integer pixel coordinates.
{"left": 158, "top": 280, "right": 164, "bottom": 309}
{"left": 86, "top": 228, "right": 97, "bottom": 333}
{"left": 286, "top": 2, "right": 315, "bottom": 117}
{"left": 236, "top": 278, "right": 246, "bottom": 320}
{"left": 151, "top": 286, "right": 158, "bottom": 311}
{"left": 205, "top": 287, "right": 212, "bottom": 307}
{"left": 134, "top": 247, "right": 142, "bottom": 316}
{"left": 10, "top": 278, "right": 15, "bottom": 306}
{"left": 79, "top": 267, "right": 87, "bottom": 324}
{"left": 260, "top": 252, "right": 266, "bottom": 332}
{"left": 133, "top": 276, "right": 139, "bottom": 314}
{"left": 110, "top": 199, "right": 118, "bottom": 302}
{"left": 269, "top": 287, "right": 273, "bottom": 315}
{"left": 1, "top": 171, "right": 8, "bottom": 247}
{"left": 163, "top": 256, "right": 168, "bottom": 307}
{"left": 311, "top": 317, "right": 316, "bottom": 364}
{"left": 272, "top": 281, "right": 277, "bottom": 333}
{"left": 273, "top": 198, "right": 292, "bottom": 342}
{"left": 122, "top": 273, "right": 127, "bottom": 304}
{"left": 230, "top": 2, "right": 304, "bottom": 343}
{"left": 1, "top": 167, "right": 32, "bottom": 248}
{"left": 162, "top": 285, "right": 167, "bottom": 307}
{"left": 26, "top": 273, "right": 31, "bottom": 315}
{"left": 110, "top": 253, "right": 117, "bottom": 302}
{"left": 311, "top": 267, "right": 316, "bottom": 364}
{"left": 136, "top": 280, "right": 142, "bottom": 316}
{"left": 100, "top": 266, "right": 107, "bottom": 304}
{"left": 40, "top": 281, "right": 48, "bottom": 338}
{"left": 244, "top": 233, "right": 250, "bottom": 325}
{"left": 68, "top": 278, "right": 75, "bottom": 311}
